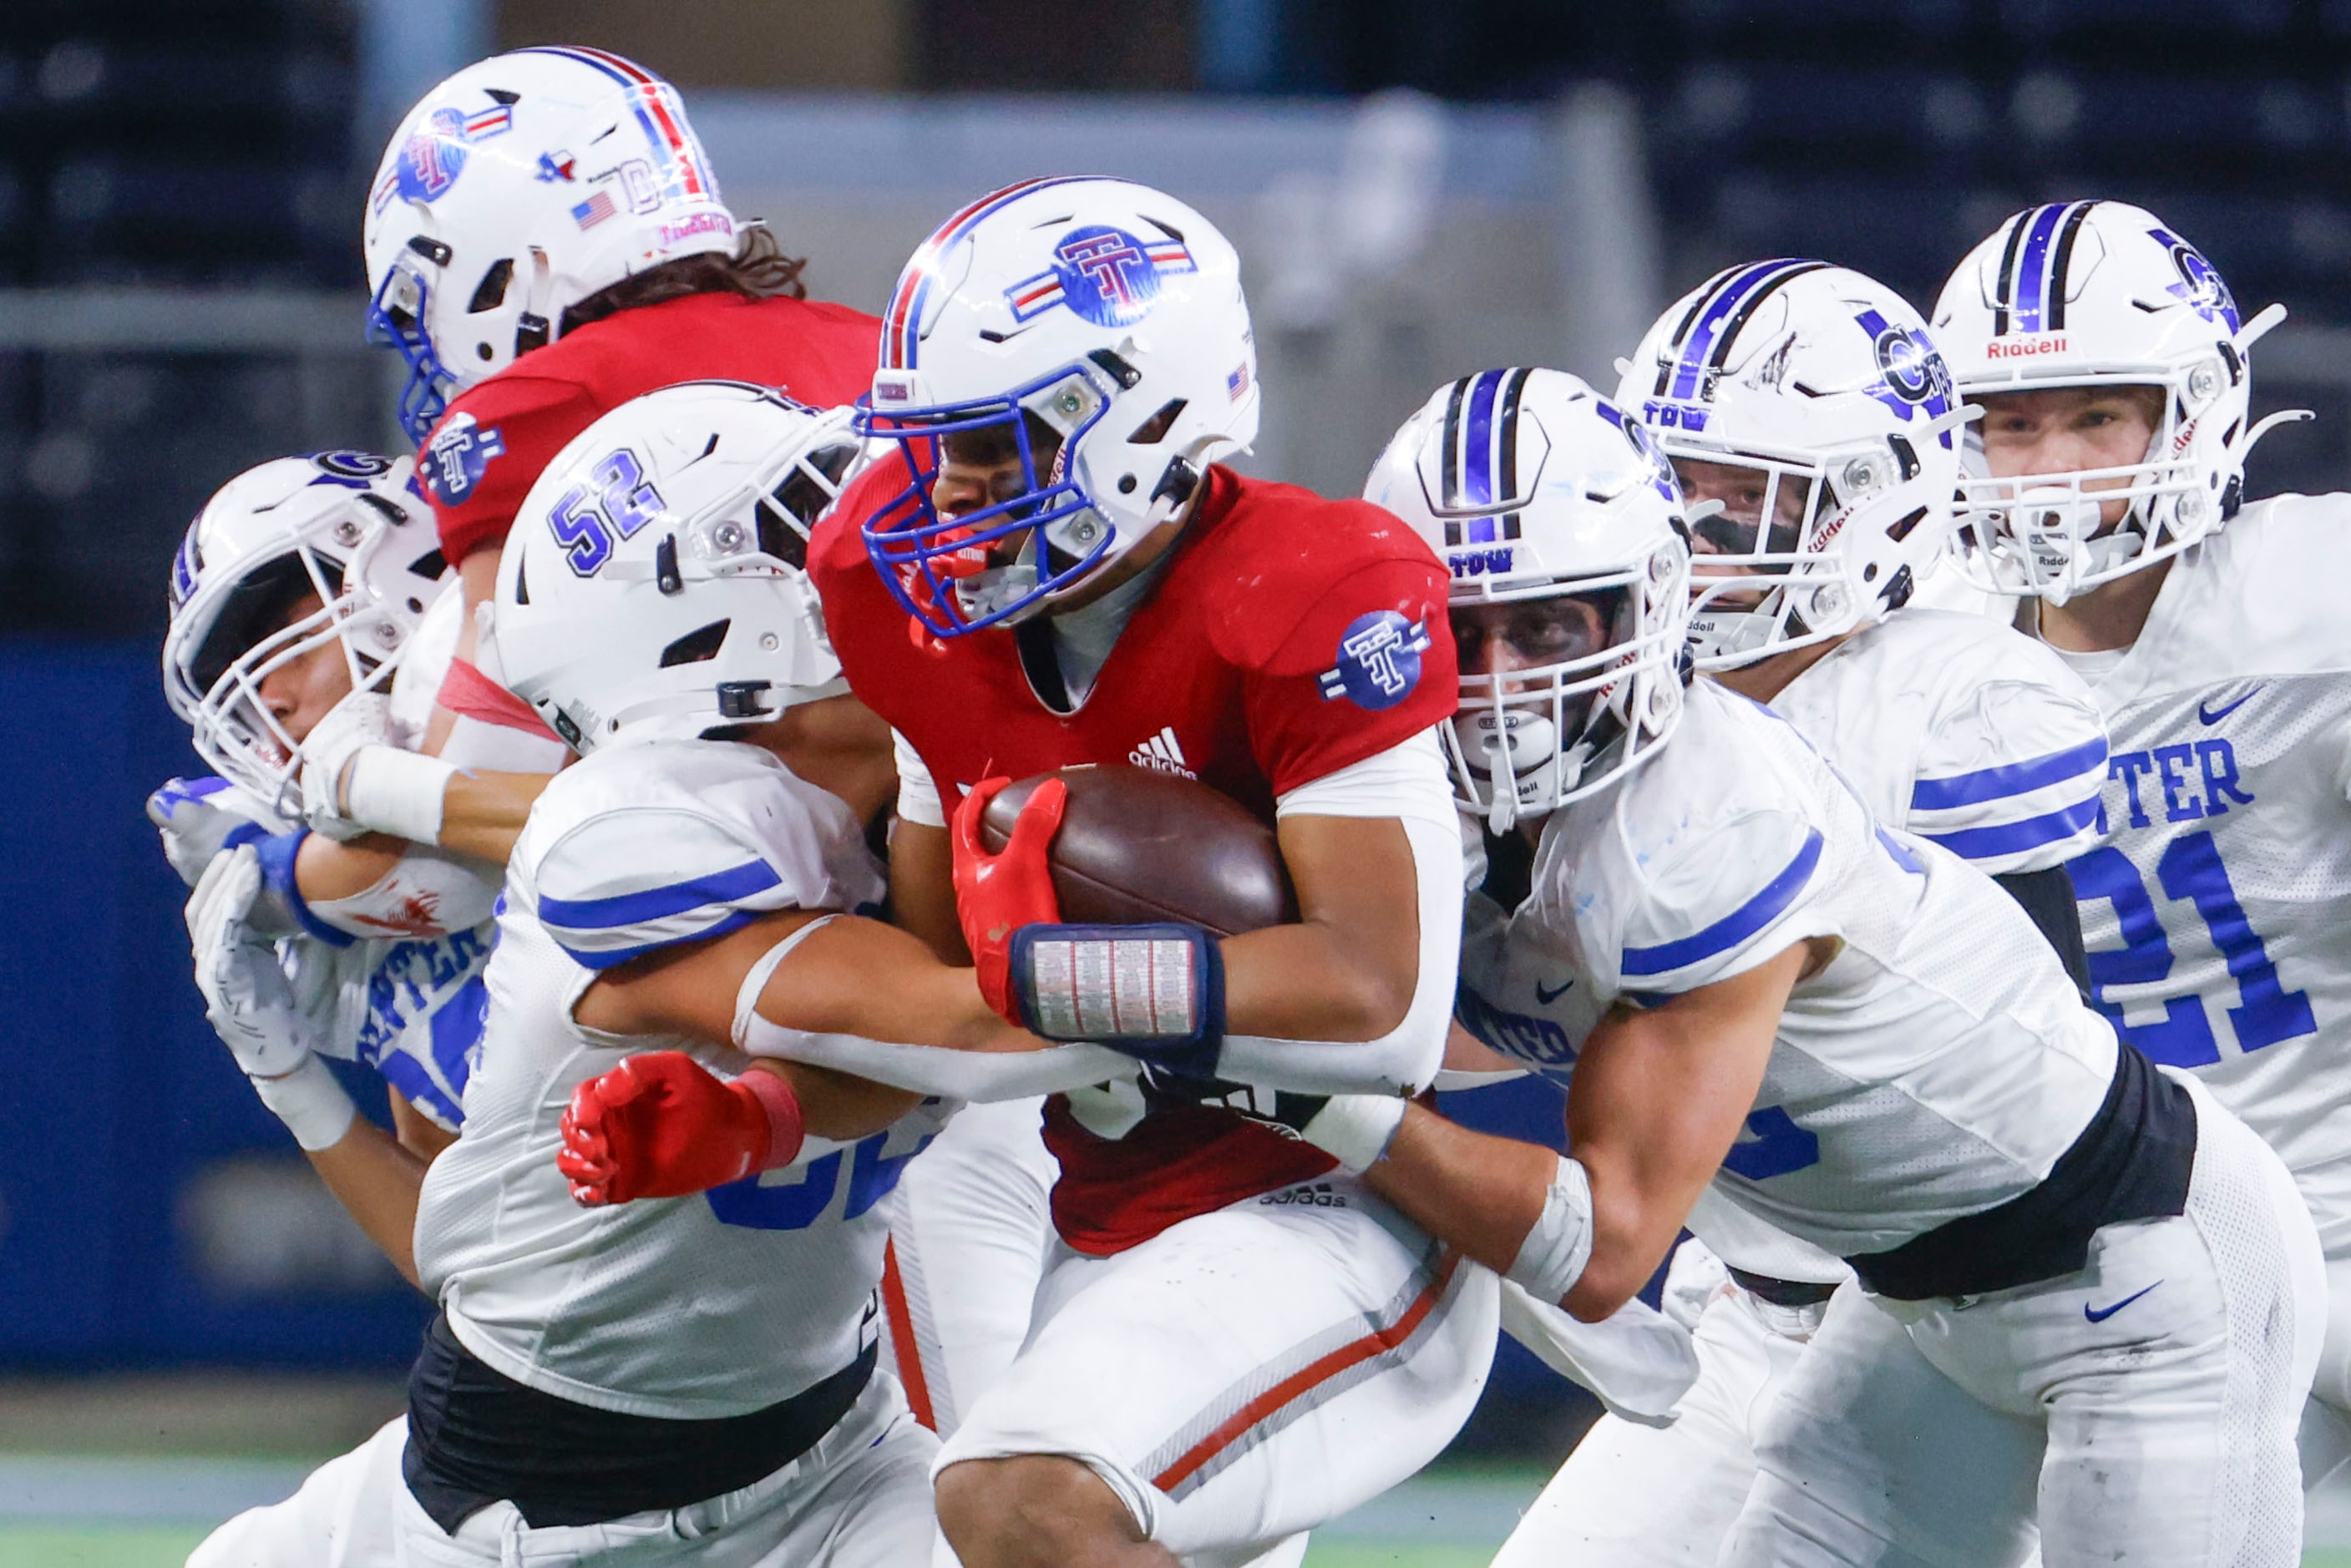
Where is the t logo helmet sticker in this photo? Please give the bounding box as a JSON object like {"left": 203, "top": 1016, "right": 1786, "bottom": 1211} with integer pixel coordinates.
{"left": 1005, "top": 225, "right": 1198, "bottom": 328}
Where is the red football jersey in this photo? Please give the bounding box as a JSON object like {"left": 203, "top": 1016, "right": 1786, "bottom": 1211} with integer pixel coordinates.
{"left": 418, "top": 291, "right": 879, "bottom": 564}
{"left": 812, "top": 463, "right": 1457, "bottom": 1255}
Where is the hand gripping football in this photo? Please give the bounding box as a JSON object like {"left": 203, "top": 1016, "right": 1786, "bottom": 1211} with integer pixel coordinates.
{"left": 980, "top": 766, "right": 1297, "bottom": 936}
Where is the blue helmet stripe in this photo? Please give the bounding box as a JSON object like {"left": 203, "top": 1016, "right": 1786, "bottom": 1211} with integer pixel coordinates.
{"left": 1667, "top": 259, "right": 1817, "bottom": 402}
{"left": 2009, "top": 204, "right": 2071, "bottom": 334}
{"left": 1461, "top": 368, "right": 1504, "bottom": 508}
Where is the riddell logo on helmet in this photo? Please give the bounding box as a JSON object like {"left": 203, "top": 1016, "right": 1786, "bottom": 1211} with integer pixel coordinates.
{"left": 1986, "top": 336, "right": 2069, "bottom": 359}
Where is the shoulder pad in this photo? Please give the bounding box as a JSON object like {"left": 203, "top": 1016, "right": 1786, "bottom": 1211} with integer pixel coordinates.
{"left": 524, "top": 742, "right": 874, "bottom": 969}
{"left": 1903, "top": 622, "right": 2107, "bottom": 873}
{"left": 1196, "top": 477, "right": 1447, "bottom": 671}
{"left": 1578, "top": 690, "right": 1840, "bottom": 995}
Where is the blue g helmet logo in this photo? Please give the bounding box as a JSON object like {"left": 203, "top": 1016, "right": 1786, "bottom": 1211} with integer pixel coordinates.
{"left": 2150, "top": 226, "right": 2241, "bottom": 333}
{"left": 1004, "top": 225, "right": 1198, "bottom": 329}
{"left": 1856, "top": 309, "right": 1956, "bottom": 443}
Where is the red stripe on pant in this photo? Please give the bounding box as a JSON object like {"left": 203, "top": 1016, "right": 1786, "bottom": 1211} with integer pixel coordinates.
{"left": 1148, "top": 1249, "right": 1462, "bottom": 1495}
{"left": 880, "top": 1237, "right": 937, "bottom": 1431}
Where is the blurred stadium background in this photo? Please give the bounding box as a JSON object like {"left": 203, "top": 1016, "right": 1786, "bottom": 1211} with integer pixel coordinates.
{"left": 7, "top": 1, "right": 2351, "bottom": 1562}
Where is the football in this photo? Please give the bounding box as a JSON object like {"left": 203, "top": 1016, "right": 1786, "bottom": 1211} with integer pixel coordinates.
{"left": 979, "top": 766, "right": 1298, "bottom": 936}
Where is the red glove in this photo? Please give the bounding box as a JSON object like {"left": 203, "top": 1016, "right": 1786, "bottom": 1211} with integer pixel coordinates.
{"left": 950, "top": 776, "right": 1067, "bottom": 1024}
{"left": 557, "top": 1052, "right": 805, "bottom": 1206}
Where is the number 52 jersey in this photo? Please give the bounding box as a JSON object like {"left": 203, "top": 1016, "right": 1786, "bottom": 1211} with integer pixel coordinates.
{"left": 2063, "top": 493, "right": 2351, "bottom": 1253}
{"left": 414, "top": 738, "right": 955, "bottom": 1418}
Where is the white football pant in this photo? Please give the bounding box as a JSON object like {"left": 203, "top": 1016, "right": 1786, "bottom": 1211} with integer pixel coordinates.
{"left": 1723, "top": 1080, "right": 2323, "bottom": 1568}
{"left": 1489, "top": 1282, "right": 1817, "bottom": 1568}
{"left": 879, "top": 1098, "right": 1060, "bottom": 1439}
{"left": 933, "top": 1178, "right": 1498, "bottom": 1566}
{"left": 189, "top": 1414, "right": 408, "bottom": 1568}
{"left": 390, "top": 1371, "right": 937, "bottom": 1567}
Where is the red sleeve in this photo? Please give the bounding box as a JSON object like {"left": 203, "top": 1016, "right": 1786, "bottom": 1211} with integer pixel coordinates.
{"left": 418, "top": 374, "right": 601, "bottom": 563}
{"left": 1244, "top": 555, "right": 1457, "bottom": 797}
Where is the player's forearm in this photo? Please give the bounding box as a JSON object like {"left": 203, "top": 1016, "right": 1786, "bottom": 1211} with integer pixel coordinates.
{"left": 1358, "top": 1104, "right": 1554, "bottom": 1277}
{"left": 767, "top": 915, "right": 1026, "bottom": 1050}
{"left": 1220, "top": 921, "right": 1416, "bottom": 1041}
{"left": 293, "top": 832, "right": 408, "bottom": 900}
{"left": 1203, "top": 812, "right": 1457, "bottom": 1094}
{"left": 305, "top": 1117, "right": 429, "bottom": 1288}
{"left": 889, "top": 819, "right": 970, "bottom": 964}
{"left": 291, "top": 833, "right": 500, "bottom": 938}
{"left": 749, "top": 1060, "right": 924, "bottom": 1143}
{"left": 436, "top": 770, "right": 545, "bottom": 863}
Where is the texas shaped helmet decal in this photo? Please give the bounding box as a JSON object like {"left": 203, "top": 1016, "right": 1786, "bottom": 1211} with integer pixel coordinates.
{"left": 1005, "top": 225, "right": 1198, "bottom": 329}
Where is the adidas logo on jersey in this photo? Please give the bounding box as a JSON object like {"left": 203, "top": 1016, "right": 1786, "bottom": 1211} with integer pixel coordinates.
{"left": 1129, "top": 726, "right": 1195, "bottom": 777}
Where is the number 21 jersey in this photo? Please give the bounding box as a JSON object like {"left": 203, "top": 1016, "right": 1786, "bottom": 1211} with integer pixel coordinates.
{"left": 2061, "top": 493, "right": 2351, "bottom": 1252}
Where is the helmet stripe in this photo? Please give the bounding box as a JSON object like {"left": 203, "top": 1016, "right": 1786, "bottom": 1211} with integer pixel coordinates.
{"left": 1989, "top": 208, "right": 2030, "bottom": 336}
{"left": 1438, "top": 377, "right": 1467, "bottom": 518}
{"left": 2043, "top": 201, "right": 2096, "bottom": 331}
{"left": 2006, "top": 203, "right": 2072, "bottom": 334}
{"left": 1654, "top": 265, "right": 1740, "bottom": 397}
{"left": 1667, "top": 259, "right": 1826, "bottom": 402}
{"left": 630, "top": 93, "right": 709, "bottom": 200}
{"left": 513, "top": 48, "right": 707, "bottom": 200}
{"left": 1461, "top": 367, "right": 1506, "bottom": 508}
{"left": 1496, "top": 367, "right": 1528, "bottom": 540}
{"left": 881, "top": 175, "right": 1102, "bottom": 371}
{"left": 512, "top": 45, "right": 656, "bottom": 83}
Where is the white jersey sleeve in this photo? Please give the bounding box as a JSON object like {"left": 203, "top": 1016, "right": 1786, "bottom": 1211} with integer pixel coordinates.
{"left": 1771, "top": 610, "right": 2109, "bottom": 877}
{"left": 1564, "top": 738, "right": 1841, "bottom": 1002}
{"left": 415, "top": 738, "right": 929, "bottom": 1420}
{"left": 1902, "top": 628, "right": 2106, "bottom": 874}
{"left": 530, "top": 742, "right": 884, "bottom": 971}
{"left": 1518, "top": 682, "right": 2118, "bottom": 1259}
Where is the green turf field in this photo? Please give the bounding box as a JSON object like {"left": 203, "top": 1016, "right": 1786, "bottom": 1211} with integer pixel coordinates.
{"left": 1, "top": 1459, "right": 2346, "bottom": 1566}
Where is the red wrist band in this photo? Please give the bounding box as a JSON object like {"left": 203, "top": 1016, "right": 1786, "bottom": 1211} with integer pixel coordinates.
{"left": 735, "top": 1069, "right": 807, "bottom": 1172}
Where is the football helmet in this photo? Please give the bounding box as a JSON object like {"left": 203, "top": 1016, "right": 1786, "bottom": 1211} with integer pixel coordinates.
{"left": 855, "top": 176, "right": 1260, "bottom": 636}
{"left": 492, "top": 381, "right": 864, "bottom": 753}
{"left": 363, "top": 47, "right": 738, "bottom": 445}
{"left": 164, "top": 453, "right": 447, "bottom": 821}
{"left": 1619, "top": 260, "right": 1970, "bottom": 669}
{"left": 1934, "top": 200, "right": 2302, "bottom": 604}
{"left": 1366, "top": 367, "right": 1693, "bottom": 831}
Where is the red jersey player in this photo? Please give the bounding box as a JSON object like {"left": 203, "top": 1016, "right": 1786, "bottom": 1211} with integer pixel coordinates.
{"left": 819, "top": 177, "right": 1492, "bottom": 1566}
{"left": 307, "top": 47, "right": 882, "bottom": 838}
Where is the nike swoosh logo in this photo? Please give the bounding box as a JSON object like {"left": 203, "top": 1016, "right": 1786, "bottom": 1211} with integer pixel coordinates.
{"left": 1534, "top": 978, "right": 1574, "bottom": 1005}
{"left": 2084, "top": 1280, "right": 2162, "bottom": 1323}
{"left": 2199, "top": 688, "right": 2261, "bottom": 725}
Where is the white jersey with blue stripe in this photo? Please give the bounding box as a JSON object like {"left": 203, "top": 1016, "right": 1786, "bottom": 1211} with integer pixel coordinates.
{"left": 204, "top": 762, "right": 493, "bottom": 1135}
{"left": 2060, "top": 493, "right": 2351, "bottom": 1252}
{"left": 296, "top": 923, "right": 493, "bottom": 1132}
{"left": 1468, "top": 680, "right": 2116, "bottom": 1259}
{"left": 413, "top": 737, "right": 954, "bottom": 1419}
{"left": 1771, "top": 609, "right": 2107, "bottom": 876}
